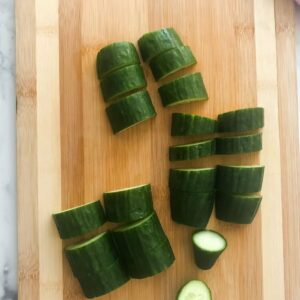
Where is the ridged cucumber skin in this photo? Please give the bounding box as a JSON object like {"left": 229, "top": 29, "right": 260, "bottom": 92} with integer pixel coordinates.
{"left": 105, "top": 91, "right": 156, "bottom": 134}
{"left": 138, "top": 28, "right": 183, "bottom": 62}
{"left": 171, "top": 112, "right": 216, "bottom": 135}
{"left": 52, "top": 200, "right": 106, "bottom": 239}
{"left": 216, "top": 165, "right": 265, "bottom": 193}
{"left": 96, "top": 42, "right": 140, "bottom": 79}
{"left": 169, "top": 139, "right": 216, "bottom": 161}
{"left": 170, "top": 189, "right": 215, "bottom": 228}
{"left": 215, "top": 192, "right": 262, "bottom": 224}
{"left": 216, "top": 132, "right": 262, "bottom": 154}
{"left": 158, "top": 73, "right": 208, "bottom": 107}
{"left": 65, "top": 232, "right": 118, "bottom": 278}
{"left": 149, "top": 46, "right": 197, "bottom": 81}
{"left": 217, "top": 107, "right": 264, "bottom": 132}
{"left": 169, "top": 168, "right": 216, "bottom": 192}
{"left": 100, "top": 64, "right": 146, "bottom": 102}
{"left": 177, "top": 280, "right": 212, "bottom": 300}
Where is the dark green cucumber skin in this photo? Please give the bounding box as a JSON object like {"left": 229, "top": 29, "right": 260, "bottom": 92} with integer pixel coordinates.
{"left": 100, "top": 64, "right": 146, "bottom": 102}
{"left": 171, "top": 113, "right": 216, "bottom": 136}
{"left": 170, "top": 189, "right": 215, "bottom": 228}
{"left": 105, "top": 91, "right": 156, "bottom": 134}
{"left": 218, "top": 107, "right": 264, "bottom": 132}
{"left": 96, "top": 42, "right": 140, "bottom": 79}
{"left": 169, "top": 140, "right": 216, "bottom": 161}
{"left": 169, "top": 168, "right": 216, "bottom": 192}
{"left": 138, "top": 28, "right": 183, "bottom": 62}
{"left": 158, "top": 73, "right": 208, "bottom": 107}
{"left": 216, "top": 132, "right": 262, "bottom": 154}
{"left": 149, "top": 46, "right": 196, "bottom": 81}
{"left": 215, "top": 192, "right": 262, "bottom": 224}
{"left": 216, "top": 165, "right": 265, "bottom": 193}
{"left": 52, "top": 200, "right": 106, "bottom": 239}
{"left": 104, "top": 184, "right": 154, "bottom": 222}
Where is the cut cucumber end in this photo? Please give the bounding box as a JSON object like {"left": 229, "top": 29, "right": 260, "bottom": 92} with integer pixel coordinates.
{"left": 104, "top": 183, "right": 150, "bottom": 194}
{"left": 193, "top": 230, "right": 227, "bottom": 252}
{"left": 177, "top": 280, "right": 212, "bottom": 300}
{"left": 65, "top": 232, "right": 107, "bottom": 251}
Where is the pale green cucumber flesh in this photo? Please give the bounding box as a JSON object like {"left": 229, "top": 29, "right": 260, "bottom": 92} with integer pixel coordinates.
{"left": 177, "top": 280, "right": 212, "bottom": 300}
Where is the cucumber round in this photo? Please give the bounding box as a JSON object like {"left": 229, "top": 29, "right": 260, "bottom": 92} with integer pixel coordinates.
{"left": 169, "top": 139, "right": 216, "bottom": 161}
{"left": 96, "top": 42, "right": 140, "bottom": 79}
{"left": 149, "top": 46, "right": 197, "bottom": 81}
{"left": 105, "top": 90, "right": 156, "bottom": 134}
{"left": 158, "top": 73, "right": 208, "bottom": 107}
{"left": 52, "top": 200, "right": 106, "bottom": 239}
{"left": 215, "top": 192, "right": 262, "bottom": 224}
{"left": 138, "top": 28, "right": 183, "bottom": 62}
{"left": 177, "top": 280, "right": 212, "bottom": 300}
{"left": 192, "top": 230, "right": 227, "bottom": 270}
{"left": 217, "top": 107, "right": 264, "bottom": 132}
{"left": 100, "top": 64, "right": 146, "bottom": 102}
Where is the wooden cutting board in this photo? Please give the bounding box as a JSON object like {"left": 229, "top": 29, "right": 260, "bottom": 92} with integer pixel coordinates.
{"left": 16, "top": 0, "right": 300, "bottom": 299}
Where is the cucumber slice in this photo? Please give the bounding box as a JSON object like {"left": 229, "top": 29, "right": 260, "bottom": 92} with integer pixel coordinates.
{"left": 170, "top": 189, "right": 215, "bottom": 228}
{"left": 105, "top": 90, "right": 156, "bottom": 134}
{"left": 138, "top": 28, "right": 183, "bottom": 62}
{"left": 100, "top": 64, "right": 146, "bottom": 102}
{"left": 52, "top": 200, "right": 106, "bottom": 239}
{"left": 171, "top": 112, "right": 216, "bottom": 135}
{"left": 169, "top": 168, "right": 216, "bottom": 192}
{"left": 217, "top": 107, "right": 264, "bottom": 132}
{"left": 103, "top": 184, "right": 154, "bottom": 222}
{"left": 158, "top": 73, "right": 208, "bottom": 107}
{"left": 177, "top": 280, "right": 212, "bottom": 300}
{"left": 216, "top": 132, "right": 262, "bottom": 154}
{"left": 149, "top": 46, "right": 197, "bottom": 81}
{"left": 216, "top": 165, "right": 265, "bottom": 193}
{"left": 96, "top": 42, "right": 140, "bottom": 79}
{"left": 192, "top": 230, "right": 227, "bottom": 270}
{"left": 65, "top": 232, "right": 118, "bottom": 278}
{"left": 215, "top": 192, "right": 262, "bottom": 224}
{"left": 169, "top": 139, "right": 216, "bottom": 161}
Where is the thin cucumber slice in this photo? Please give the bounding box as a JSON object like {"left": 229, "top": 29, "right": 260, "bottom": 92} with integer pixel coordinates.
{"left": 158, "top": 73, "right": 208, "bottom": 107}
{"left": 103, "top": 183, "right": 154, "bottom": 222}
{"left": 138, "top": 28, "right": 183, "bottom": 62}
{"left": 192, "top": 230, "right": 227, "bottom": 270}
{"left": 216, "top": 165, "right": 265, "bottom": 193}
{"left": 217, "top": 107, "right": 264, "bottom": 132}
{"left": 177, "top": 280, "right": 212, "bottom": 300}
{"left": 170, "top": 189, "right": 215, "bottom": 229}
{"left": 215, "top": 192, "right": 262, "bottom": 224}
{"left": 171, "top": 112, "right": 216, "bottom": 135}
{"left": 169, "top": 139, "right": 216, "bottom": 161}
{"left": 149, "top": 46, "right": 197, "bottom": 81}
{"left": 216, "top": 132, "right": 262, "bottom": 154}
{"left": 105, "top": 91, "right": 156, "bottom": 134}
{"left": 100, "top": 64, "right": 146, "bottom": 102}
{"left": 96, "top": 42, "right": 140, "bottom": 79}
{"left": 52, "top": 200, "right": 106, "bottom": 239}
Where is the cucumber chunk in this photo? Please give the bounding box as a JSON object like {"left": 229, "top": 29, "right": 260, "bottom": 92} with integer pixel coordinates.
{"left": 177, "top": 280, "right": 212, "bottom": 300}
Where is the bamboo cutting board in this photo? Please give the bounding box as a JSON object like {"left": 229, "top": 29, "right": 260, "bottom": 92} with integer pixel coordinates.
{"left": 16, "top": 0, "right": 300, "bottom": 299}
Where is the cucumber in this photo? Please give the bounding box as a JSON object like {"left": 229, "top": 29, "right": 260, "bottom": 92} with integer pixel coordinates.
{"left": 177, "top": 280, "right": 212, "bottom": 300}
{"left": 171, "top": 112, "right": 216, "bottom": 135}
{"left": 103, "top": 184, "right": 154, "bottom": 222}
{"left": 216, "top": 132, "right": 262, "bottom": 154}
{"left": 96, "top": 42, "right": 140, "bottom": 79}
{"left": 149, "top": 46, "right": 197, "bottom": 81}
{"left": 65, "top": 232, "right": 118, "bottom": 278}
{"left": 215, "top": 192, "right": 262, "bottom": 224}
{"left": 192, "top": 230, "right": 227, "bottom": 270}
{"left": 216, "top": 165, "right": 265, "bottom": 193}
{"left": 169, "top": 139, "right": 216, "bottom": 161}
{"left": 158, "top": 73, "right": 208, "bottom": 107}
{"left": 217, "top": 107, "right": 264, "bottom": 132}
{"left": 138, "top": 28, "right": 183, "bottom": 62}
{"left": 52, "top": 200, "right": 106, "bottom": 239}
{"left": 169, "top": 168, "right": 216, "bottom": 192}
{"left": 100, "top": 64, "right": 146, "bottom": 102}
{"left": 170, "top": 189, "right": 215, "bottom": 228}
{"left": 105, "top": 90, "right": 156, "bottom": 134}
